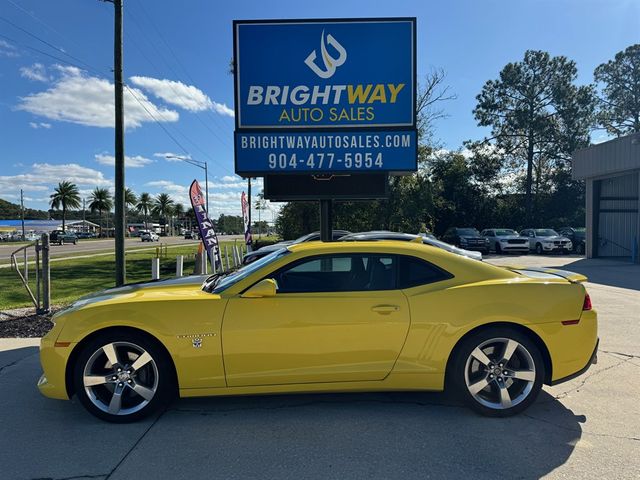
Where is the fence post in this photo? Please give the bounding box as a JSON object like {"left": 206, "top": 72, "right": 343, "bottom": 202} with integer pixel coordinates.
{"left": 41, "top": 233, "right": 50, "bottom": 314}
{"left": 35, "top": 240, "right": 40, "bottom": 309}
{"left": 225, "top": 245, "right": 230, "bottom": 271}
{"left": 23, "top": 248, "right": 28, "bottom": 281}
{"left": 176, "top": 255, "right": 183, "bottom": 277}
{"left": 151, "top": 257, "right": 160, "bottom": 280}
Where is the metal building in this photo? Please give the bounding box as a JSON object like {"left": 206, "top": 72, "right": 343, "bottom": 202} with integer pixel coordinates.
{"left": 572, "top": 132, "right": 640, "bottom": 262}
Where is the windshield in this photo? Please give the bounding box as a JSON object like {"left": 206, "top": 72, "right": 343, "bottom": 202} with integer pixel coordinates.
{"left": 535, "top": 229, "right": 558, "bottom": 237}
{"left": 457, "top": 228, "right": 480, "bottom": 236}
{"left": 208, "top": 248, "right": 290, "bottom": 293}
{"left": 495, "top": 229, "right": 517, "bottom": 236}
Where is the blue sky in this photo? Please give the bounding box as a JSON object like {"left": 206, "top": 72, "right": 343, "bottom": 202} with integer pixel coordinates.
{"left": 0, "top": 0, "right": 638, "bottom": 216}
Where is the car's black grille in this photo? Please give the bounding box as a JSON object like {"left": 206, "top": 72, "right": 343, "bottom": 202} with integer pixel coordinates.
{"left": 507, "top": 239, "right": 527, "bottom": 244}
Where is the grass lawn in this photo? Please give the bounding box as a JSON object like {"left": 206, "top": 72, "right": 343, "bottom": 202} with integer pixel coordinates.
{"left": 0, "top": 241, "right": 243, "bottom": 310}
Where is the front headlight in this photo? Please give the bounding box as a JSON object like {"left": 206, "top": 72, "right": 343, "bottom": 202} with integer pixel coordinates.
{"left": 460, "top": 238, "right": 468, "bottom": 244}
{"left": 485, "top": 238, "right": 490, "bottom": 244}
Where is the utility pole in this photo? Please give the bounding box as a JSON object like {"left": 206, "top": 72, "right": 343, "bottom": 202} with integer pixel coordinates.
{"left": 20, "top": 189, "right": 25, "bottom": 241}
{"left": 247, "top": 177, "right": 251, "bottom": 236}
{"left": 112, "top": 0, "right": 126, "bottom": 285}
{"left": 82, "top": 198, "right": 86, "bottom": 231}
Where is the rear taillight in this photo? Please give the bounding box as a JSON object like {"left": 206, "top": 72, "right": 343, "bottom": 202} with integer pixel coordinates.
{"left": 583, "top": 293, "right": 592, "bottom": 311}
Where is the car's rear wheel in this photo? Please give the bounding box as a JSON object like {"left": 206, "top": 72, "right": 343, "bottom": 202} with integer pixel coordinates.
{"left": 73, "top": 331, "right": 175, "bottom": 422}
{"left": 450, "top": 327, "right": 544, "bottom": 417}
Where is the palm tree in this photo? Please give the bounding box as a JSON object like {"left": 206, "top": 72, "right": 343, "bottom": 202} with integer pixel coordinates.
{"left": 152, "top": 193, "right": 174, "bottom": 236}
{"left": 136, "top": 192, "right": 153, "bottom": 230}
{"left": 125, "top": 188, "right": 137, "bottom": 211}
{"left": 173, "top": 203, "right": 185, "bottom": 235}
{"left": 50, "top": 181, "right": 81, "bottom": 232}
{"left": 254, "top": 191, "right": 267, "bottom": 239}
{"left": 124, "top": 188, "right": 137, "bottom": 237}
{"left": 89, "top": 187, "right": 113, "bottom": 237}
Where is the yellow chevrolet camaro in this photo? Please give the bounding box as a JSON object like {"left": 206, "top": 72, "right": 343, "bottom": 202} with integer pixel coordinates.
{"left": 38, "top": 240, "right": 598, "bottom": 422}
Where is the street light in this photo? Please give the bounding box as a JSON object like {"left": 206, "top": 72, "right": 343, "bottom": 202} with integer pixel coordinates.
{"left": 165, "top": 155, "right": 209, "bottom": 213}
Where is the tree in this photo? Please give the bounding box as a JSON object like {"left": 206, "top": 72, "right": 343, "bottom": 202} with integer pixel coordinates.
{"left": 152, "top": 193, "right": 174, "bottom": 235}
{"left": 173, "top": 203, "right": 185, "bottom": 231}
{"left": 50, "top": 181, "right": 81, "bottom": 232}
{"left": 254, "top": 192, "right": 267, "bottom": 238}
{"left": 594, "top": 44, "right": 640, "bottom": 136}
{"left": 124, "top": 188, "right": 137, "bottom": 211}
{"left": 473, "top": 50, "right": 595, "bottom": 223}
{"left": 88, "top": 187, "right": 113, "bottom": 236}
{"left": 136, "top": 192, "right": 153, "bottom": 230}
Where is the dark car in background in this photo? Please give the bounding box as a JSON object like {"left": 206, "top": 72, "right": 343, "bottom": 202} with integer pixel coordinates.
{"left": 339, "top": 231, "right": 483, "bottom": 261}
{"left": 49, "top": 230, "right": 78, "bottom": 245}
{"left": 242, "top": 230, "right": 351, "bottom": 265}
{"left": 184, "top": 230, "right": 200, "bottom": 240}
{"left": 558, "top": 227, "right": 586, "bottom": 255}
{"left": 441, "top": 227, "right": 490, "bottom": 254}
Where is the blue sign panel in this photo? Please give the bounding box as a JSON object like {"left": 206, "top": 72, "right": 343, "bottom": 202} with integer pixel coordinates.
{"left": 234, "top": 19, "right": 415, "bottom": 129}
{"left": 235, "top": 130, "right": 417, "bottom": 175}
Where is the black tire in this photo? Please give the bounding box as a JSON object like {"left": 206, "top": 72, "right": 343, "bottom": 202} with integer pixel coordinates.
{"left": 448, "top": 326, "right": 545, "bottom": 417}
{"left": 535, "top": 243, "right": 543, "bottom": 255}
{"left": 495, "top": 242, "right": 502, "bottom": 254}
{"left": 577, "top": 243, "right": 585, "bottom": 255}
{"left": 73, "top": 330, "right": 175, "bottom": 423}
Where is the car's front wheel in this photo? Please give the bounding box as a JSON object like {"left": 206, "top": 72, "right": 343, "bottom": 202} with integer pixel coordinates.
{"left": 535, "top": 243, "right": 543, "bottom": 255}
{"left": 450, "top": 327, "right": 544, "bottom": 417}
{"left": 73, "top": 331, "right": 175, "bottom": 422}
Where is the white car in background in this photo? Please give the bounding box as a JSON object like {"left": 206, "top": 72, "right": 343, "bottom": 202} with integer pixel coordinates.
{"left": 139, "top": 230, "right": 159, "bottom": 242}
{"left": 480, "top": 228, "right": 529, "bottom": 254}
{"left": 520, "top": 228, "right": 573, "bottom": 254}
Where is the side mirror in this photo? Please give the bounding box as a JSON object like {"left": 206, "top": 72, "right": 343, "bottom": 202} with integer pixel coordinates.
{"left": 242, "top": 279, "right": 277, "bottom": 298}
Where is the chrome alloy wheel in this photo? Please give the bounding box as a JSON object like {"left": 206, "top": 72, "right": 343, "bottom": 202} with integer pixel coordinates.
{"left": 82, "top": 342, "right": 159, "bottom": 416}
{"left": 463, "top": 337, "right": 536, "bottom": 410}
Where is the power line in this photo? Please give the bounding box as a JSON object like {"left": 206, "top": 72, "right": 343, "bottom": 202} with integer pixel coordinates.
{"left": 129, "top": 0, "right": 234, "bottom": 143}
{"left": 123, "top": 9, "right": 232, "bottom": 149}
{"left": 0, "top": 15, "right": 109, "bottom": 76}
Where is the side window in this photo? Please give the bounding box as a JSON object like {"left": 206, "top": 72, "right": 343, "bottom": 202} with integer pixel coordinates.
{"left": 398, "top": 256, "right": 452, "bottom": 289}
{"left": 272, "top": 254, "right": 396, "bottom": 293}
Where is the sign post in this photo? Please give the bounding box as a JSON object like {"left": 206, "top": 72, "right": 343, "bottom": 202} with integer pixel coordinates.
{"left": 233, "top": 18, "right": 417, "bottom": 239}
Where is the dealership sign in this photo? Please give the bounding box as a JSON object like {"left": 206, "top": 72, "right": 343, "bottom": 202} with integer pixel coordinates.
{"left": 233, "top": 18, "right": 417, "bottom": 176}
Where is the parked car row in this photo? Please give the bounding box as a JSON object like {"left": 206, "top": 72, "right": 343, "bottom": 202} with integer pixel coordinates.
{"left": 442, "top": 226, "right": 585, "bottom": 255}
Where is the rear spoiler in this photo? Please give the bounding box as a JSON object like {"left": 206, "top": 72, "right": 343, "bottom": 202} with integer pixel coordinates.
{"left": 503, "top": 266, "right": 588, "bottom": 284}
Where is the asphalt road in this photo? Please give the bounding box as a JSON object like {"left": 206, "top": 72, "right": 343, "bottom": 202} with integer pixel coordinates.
{"left": 0, "top": 254, "right": 638, "bottom": 479}
{"left": 0, "top": 235, "right": 244, "bottom": 263}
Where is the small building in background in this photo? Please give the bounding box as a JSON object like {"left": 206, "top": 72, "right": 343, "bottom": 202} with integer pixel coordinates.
{"left": 572, "top": 132, "right": 640, "bottom": 263}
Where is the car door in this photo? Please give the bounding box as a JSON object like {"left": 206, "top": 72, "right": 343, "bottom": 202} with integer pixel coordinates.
{"left": 221, "top": 253, "right": 411, "bottom": 387}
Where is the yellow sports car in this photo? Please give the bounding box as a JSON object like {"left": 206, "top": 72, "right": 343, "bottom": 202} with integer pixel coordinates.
{"left": 38, "top": 240, "right": 598, "bottom": 422}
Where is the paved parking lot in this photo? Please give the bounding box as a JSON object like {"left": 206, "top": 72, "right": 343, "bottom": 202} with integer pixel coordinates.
{"left": 0, "top": 254, "right": 638, "bottom": 479}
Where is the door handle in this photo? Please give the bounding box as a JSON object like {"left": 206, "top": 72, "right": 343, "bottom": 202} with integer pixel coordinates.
{"left": 371, "top": 305, "right": 400, "bottom": 314}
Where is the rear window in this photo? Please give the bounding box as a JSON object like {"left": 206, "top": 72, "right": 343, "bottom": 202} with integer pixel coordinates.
{"left": 398, "top": 256, "right": 452, "bottom": 289}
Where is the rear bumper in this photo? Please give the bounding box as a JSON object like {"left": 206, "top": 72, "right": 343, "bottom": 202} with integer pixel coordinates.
{"left": 550, "top": 338, "right": 599, "bottom": 386}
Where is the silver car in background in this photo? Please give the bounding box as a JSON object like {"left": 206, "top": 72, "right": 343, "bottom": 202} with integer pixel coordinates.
{"left": 519, "top": 228, "right": 573, "bottom": 254}
{"left": 480, "top": 228, "right": 529, "bottom": 254}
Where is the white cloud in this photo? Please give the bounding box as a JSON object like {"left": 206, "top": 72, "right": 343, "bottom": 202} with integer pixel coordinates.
{"left": 29, "top": 122, "right": 52, "bottom": 129}
{"left": 221, "top": 175, "right": 239, "bottom": 183}
{"left": 20, "top": 63, "right": 49, "bottom": 82}
{"left": 16, "top": 65, "right": 179, "bottom": 129}
{"left": 0, "top": 39, "right": 19, "bottom": 58}
{"left": 0, "top": 163, "right": 112, "bottom": 209}
{"left": 95, "top": 153, "right": 154, "bottom": 168}
{"left": 153, "top": 152, "right": 191, "bottom": 161}
{"left": 130, "top": 76, "right": 234, "bottom": 117}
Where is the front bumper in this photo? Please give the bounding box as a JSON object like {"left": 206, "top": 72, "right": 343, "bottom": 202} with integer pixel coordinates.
{"left": 550, "top": 338, "right": 599, "bottom": 386}
{"left": 37, "top": 324, "right": 73, "bottom": 400}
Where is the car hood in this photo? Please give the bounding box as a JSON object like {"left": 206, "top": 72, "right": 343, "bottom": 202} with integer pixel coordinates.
{"left": 537, "top": 236, "right": 570, "bottom": 242}
{"left": 495, "top": 235, "right": 526, "bottom": 241}
{"left": 60, "top": 275, "right": 210, "bottom": 313}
